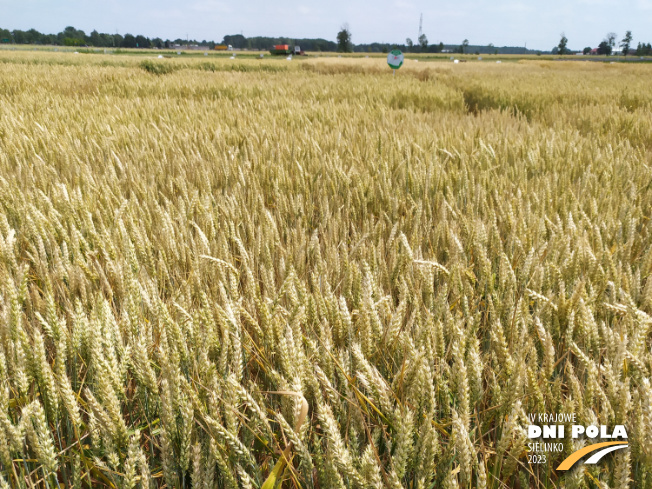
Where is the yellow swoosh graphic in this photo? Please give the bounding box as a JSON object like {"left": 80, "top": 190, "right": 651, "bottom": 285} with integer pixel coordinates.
{"left": 557, "top": 441, "right": 628, "bottom": 471}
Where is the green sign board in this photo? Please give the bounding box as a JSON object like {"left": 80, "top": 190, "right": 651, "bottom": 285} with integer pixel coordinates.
{"left": 387, "top": 49, "right": 404, "bottom": 70}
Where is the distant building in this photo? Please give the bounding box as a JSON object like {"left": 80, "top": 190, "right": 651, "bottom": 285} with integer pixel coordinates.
{"left": 589, "top": 46, "right": 621, "bottom": 55}
{"left": 169, "top": 44, "right": 208, "bottom": 50}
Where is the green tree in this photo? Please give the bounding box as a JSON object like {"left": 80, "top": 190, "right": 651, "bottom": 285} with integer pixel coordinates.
{"left": 597, "top": 40, "right": 611, "bottom": 55}
{"left": 100, "top": 34, "right": 113, "bottom": 47}
{"left": 636, "top": 42, "right": 651, "bottom": 56}
{"left": 405, "top": 37, "right": 413, "bottom": 51}
{"left": 557, "top": 33, "right": 568, "bottom": 55}
{"left": 12, "top": 30, "right": 26, "bottom": 44}
{"left": 0, "top": 28, "right": 11, "bottom": 43}
{"left": 25, "top": 29, "right": 42, "bottom": 44}
{"left": 337, "top": 24, "right": 352, "bottom": 53}
{"left": 62, "top": 26, "right": 85, "bottom": 42}
{"left": 418, "top": 33, "right": 428, "bottom": 51}
{"left": 583, "top": 46, "right": 591, "bottom": 55}
{"left": 135, "top": 35, "right": 150, "bottom": 48}
{"left": 122, "top": 34, "right": 137, "bottom": 48}
{"left": 89, "top": 30, "right": 101, "bottom": 46}
{"left": 222, "top": 34, "right": 246, "bottom": 49}
{"left": 605, "top": 32, "right": 617, "bottom": 54}
{"left": 63, "top": 26, "right": 76, "bottom": 38}
{"left": 461, "top": 38, "right": 469, "bottom": 54}
{"left": 620, "top": 30, "right": 632, "bottom": 56}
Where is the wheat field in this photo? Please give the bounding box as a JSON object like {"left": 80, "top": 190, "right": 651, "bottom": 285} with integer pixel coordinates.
{"left": 1, "top": 50, "right": 652, "bottom": 488}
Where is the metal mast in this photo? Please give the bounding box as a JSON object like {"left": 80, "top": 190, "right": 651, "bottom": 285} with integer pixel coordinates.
{"left": 418, "top": 13, "right": 423, "bottom": 39}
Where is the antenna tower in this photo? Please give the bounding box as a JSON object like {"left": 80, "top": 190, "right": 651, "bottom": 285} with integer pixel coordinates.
{"left": 418, "top": 13, "right": 423, "bottom": 39}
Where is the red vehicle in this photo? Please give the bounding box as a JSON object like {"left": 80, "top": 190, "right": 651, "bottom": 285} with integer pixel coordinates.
{"left": 270, "top": 44, "right": 291, "bottom": 55}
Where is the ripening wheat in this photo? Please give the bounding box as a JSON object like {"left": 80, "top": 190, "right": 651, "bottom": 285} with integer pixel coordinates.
{"left": 0, "top": 49, "right": 651, "bottom": 488}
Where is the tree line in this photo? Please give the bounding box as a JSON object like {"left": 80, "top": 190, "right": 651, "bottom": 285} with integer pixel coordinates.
{"left": 556, "top": 30, "right": 651, "bottom": 56}
{"left": 0, "top": 25, "right": 533, "bottom": 54}
{"left": 335, "top": 25, "right": 541, "bottom": 55}
{"left": 4, "top": 24, "right": 648, "bottom": 56}
{"left": 0, "top": 26, "right": 216, "bottom": 49}
{"left": 221, "top": 34, "right": 337, "bottom": 52}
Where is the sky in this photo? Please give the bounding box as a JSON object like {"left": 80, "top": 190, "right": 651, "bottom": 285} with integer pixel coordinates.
{"left": 2, "top": 0, "right": 651, "bottom": 50}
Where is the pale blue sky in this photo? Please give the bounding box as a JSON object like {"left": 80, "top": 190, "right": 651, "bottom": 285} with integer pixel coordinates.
{"left": 3, "top": 0, "right": 651, "bottom": 50}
